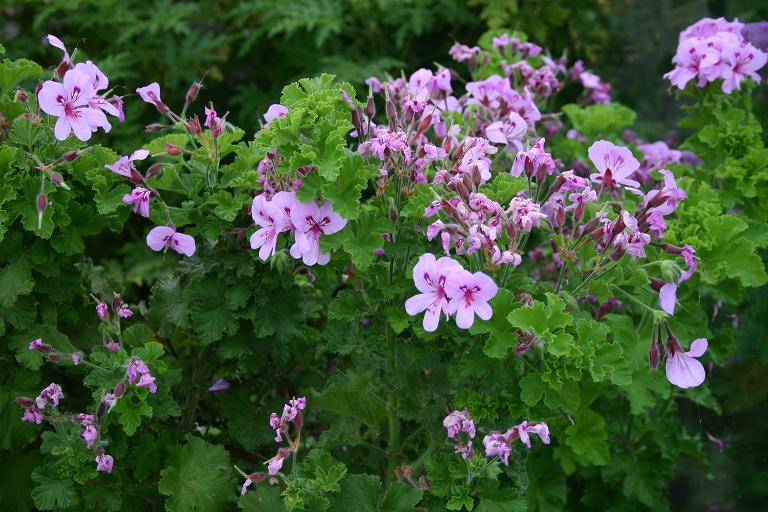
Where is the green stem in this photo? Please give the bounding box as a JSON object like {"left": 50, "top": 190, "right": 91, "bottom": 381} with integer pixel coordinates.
{"left": 384, "top": 324, "right": 399, "bottom": 486}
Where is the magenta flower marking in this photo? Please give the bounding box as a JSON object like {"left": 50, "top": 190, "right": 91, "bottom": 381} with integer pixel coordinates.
{"left": 405, "top": 253, "right": 463, "bottom": 332}
{"left": 665, "top": 338, "right": 708, "bottom": 389}
{"left": 136, "top": 82, "right": 163, "bottom": 108}
{"left": 445, "top": 269, "right": 498, "bottom": 329}
{"left": 289, "top": 200, "right": 347, "bottom": 266}
{"left": 588, "top": 140, "right": 640, "bottom": 189}
{"left": 146, "top": 226, "right": 196, "bottom": 257}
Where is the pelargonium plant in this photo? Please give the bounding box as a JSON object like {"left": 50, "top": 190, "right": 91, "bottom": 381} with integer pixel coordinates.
{"left": 3, "top": 18, "right": 767, "bottom": 512}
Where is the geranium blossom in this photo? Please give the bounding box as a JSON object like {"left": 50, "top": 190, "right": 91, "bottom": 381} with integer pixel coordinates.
{"left": 37, "top": 69, "right": 108, "bottom": 141}
{"left": 122, "top": 187, "right": 154, "bottom": 217}
{"left": 250, "top": 194, "right": 289, "bottom": 260}
{"left": 105, "top": 149, "right": 150, "bottom": 179}
{"left": 588, "top": 140, "right": 641, "bottom": 189}
{"left": 289, "top": 201, "right": 347, "bottom": 266}
{"left": 445, "top": 269, "right": 498, "bottom": 329}
{"left": 404, "top": 253, "right": 462, "bottom": 332}
{"left": 665, "top": 338, "right": 708, "bottom": 388}
{"left": 95, "top": 452, "right": 114, "bottom": 473}
{"left": 146, "top": 226, "right": 196, "bottom": 257}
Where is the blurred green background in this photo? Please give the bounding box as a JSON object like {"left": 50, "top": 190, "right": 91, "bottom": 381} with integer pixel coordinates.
{"left": 2, "top": 0, "right": 767, "bottom": 509}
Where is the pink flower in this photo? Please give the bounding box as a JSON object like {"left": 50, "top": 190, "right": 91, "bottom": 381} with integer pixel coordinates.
{"left": 47, "top": 34, "right": 70, "bottom": 64}
{"left": 81, "top": 425, "right": 98, "bottom": 448}
{"left": 36, "top": 383, "right": 64, "bottom": 409}
{"left": 204, "top": 107, "right": 224, "bottom": 138}
{"left": 117, "top": 304, "right": 133, "bottom": 318}
{"left": 208, "top": 378, "right": 230, "bottom": 393}
{"left": 588, "top": 140, "right": 640, "bottom": 189}
{"left": 75, "top": 413, "right": 96, "bottom": 426}
{"left": 445, "top": 270, "right": 498, "bottom": 329}
{"left": 665, "top": 338, "right": 708, "bottom": 388}
{"left": 515, "top": 421, "right": 550, "bottom": 448}
{"left": 126, "top": 358, "right": 150, "bottom": 384}
{"left": 289, "top": 201, "right": 347, "bottom": 266}
{"left": 510, "top": 138, "right": 555, "bottom": 178}
{"left": 137, "top": 373, "right": 157, "bottom": 393}
{"left": 722, "top": 42, "right": 768, "bottom": 93}
{"left": 405, "top": 253, "right": 462, "bottom": 332}
{"left": 485, "top": 112, "right": 528, "bottom": 148}
{"left": 265, "top": 448, "right": 291, "bottom": 475}
{"left": 122, "top": 187, "right": 154, "bottom": 217}
{"left": 250, "top": 194, "right": 290, "bottom": 260}
{"left": 95, "top": 452, "right": 114, "bottom": 473}
{"left": 96, "top": 302, "right": 108, "bottom": 320}
{"left": 679, "top": 245, "right": 697, "bottom": 282}
{"left": 28, "top": 338, "right": 53, "bottom": 353}
{"left": 105, "top": 149, "right": 150, "bottom": 179}
{"left": 104, "top": 342, "right": 121, "bottom": 352}
{"left": 264, "top": 104, "right": 288, "bottom": 124}
{"left": 71, "top": 352, "right": 82, "bottom": 365}
{"left": 37, "top": 70, "right": 108, "bottom": 141}
{"left": 22, "top": 406, "right": 43, "bottom": 424}
{"left": 146, "top": 226, "right": 196, "bottom": 257}
{"left": 443, "top": 410, "right": 476, "bottom": 439}
{"left": 483, "top": 432, "right": 512, "bottom": 465}
{"left": 136, "top": 82, "right": 167, "bottom": 112}
{"left": 507, "top": 197, "right": 546, "bottom": 231}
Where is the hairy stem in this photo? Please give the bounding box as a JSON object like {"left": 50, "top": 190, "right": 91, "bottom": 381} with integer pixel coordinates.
{"left": 385, "top": 324, "right": 399, "bottom": 486}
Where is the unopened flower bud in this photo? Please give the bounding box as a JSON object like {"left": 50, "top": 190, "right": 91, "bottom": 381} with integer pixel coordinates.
{"left": 517, "top": 293, "right": 533, "bottom": 306}
{"left": 16, "top": 397, "right": 35, "bottom": 408}
{"left": 145, "top": 163, "right": 163, "bottom": 179}
{"left": 186, "top": 81, "right": 202, "bottom": 104}
{"left": 51, "top": 172, "right": 65, "bottom": 187}
{"left": 112, "top": 293, "right": 122, "bottom": 311}
{"left": 97, "top": 400, "right": 107, "bottom": 418}
{"left": 249, "top": 472, "right": 266, "bottom": 484}
{"left": 386, "top": 99, "right": 397, "bottom": 128}
{"left": 114, "top": 382, "right": 126, "bottom": 398}
{"left": 649, "top": 277, "right": 665, "bottom": 293}
{"left": 36, "top": 193, "right": 47, "bottom": 229}
{"left": 156, "top": 101, "right": 170, "bottom": 115}
{"left": 186, "top": 116, "right": 202, "bottom": 136}
{"left": 145, "top": 123, "right": 166, "bottom": 133}
{"left": 649, "top": 338, "right": 664, "bottom": 370}
{"left": 47, "top": 353, "right": 61, "bottom": 362}
{"left": 61, "top": 150, "right": 79, "bottom": 162}
{"left": 165, "top": 143, "right": 182, "bottom": 156}
{"left": 15, "top": 89, "right": 29, "bottom": 104}
{"left": 417, "top": 113, "right": 432, "bottom": 134}
{"left": 389, "top": 206, "right": 398, "bottom": 222}
{"left": 365, "top": 96, "right": 376, "bottom": 119}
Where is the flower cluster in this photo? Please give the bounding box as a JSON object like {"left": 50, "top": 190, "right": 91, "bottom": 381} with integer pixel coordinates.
{"left": 239, "top": 397, "right": 307, "bottom": 496}
{"left": 250, "top": 192, "right": 347, "bottom": 265}
{"left": 405, "top": 253, "right": 498, "bottom": 331}
{"left": 126, "top": 358, "right": 157, "bottom": 393}
{"left": 37, "top": 35, "right": 123, "bottom": 141}
{"left": 665, "top": 17, "right": 768, "bottom": 93}
{"left": 443, "top": 409, "right": 476, "bottom": 459}
{"left": 483, "top": 421, "right": 551, "bottom": 464}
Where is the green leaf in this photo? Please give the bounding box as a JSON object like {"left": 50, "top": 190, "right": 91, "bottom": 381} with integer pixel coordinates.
{"left": 298, "top": 449, "right": 347, "bottom": 492}
{"left": 321, "top": 210, "right": 390, "bottom": 269}
{"left": 519, "top": 373, "right": 546, "bottom": 406}
{"left": 322, "top": 152, "right": 374, "bottom": 220}
{"left": 564, "top": 408, "right": 610, "bottom": 466}
{"left": 0, "top": 258, "right": 34, "bottom": 307}
{"left": 159, "top": 435, "right": 236, "bottom": 512}
{"left": 470, "top": 289, "right": 518, "bottom": 358}
{"left": 113, "top": 396, "right": 153, "bottom": 436}
{"left": 562, "top": 102, "right": 636, "bottom": 138}
{"left": 330, "top": 474, "right": 380, "bottom": 511}
{"left": 31, "top": 466, "right": 78, "bottom": 511}
{"left": 0, "top": 57, "right": 43, "bottom": 95}
{"left": 381, "top": 481, "right": 423, "bottom": 511}
{"left": 508, "top": 293, "right": 574, "bottom": 357}
{"left": 238, "top": 485, "right": 287, "bottom": 512}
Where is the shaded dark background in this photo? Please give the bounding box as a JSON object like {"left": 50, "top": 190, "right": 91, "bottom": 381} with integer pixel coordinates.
{"left": 2, "top": 0, "right": 767, "bottom": 509}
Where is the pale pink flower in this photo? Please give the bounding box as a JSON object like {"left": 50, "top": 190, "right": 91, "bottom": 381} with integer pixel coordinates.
{"left": 22, "top": 406, "right": 44, "bottom": 424}
{"left": 445, "top": 270, "right": 498, "bottom": 329}
{"left": 659, "top": 282, "right": 678, "bottom": 315}
{"left": 122, "top": 187, "right": 154, "bottom": 217}
{"left": 105, "top": 149, "right": 150, "bottom": 179}
{"left": 46, "top": 34, "right": 70, "bottom": 63}
{"left": 264, "top": 104, "right": 288, "bottom": 124}
{"left": 36, "top": 383, "right": 64, "bottom": 409}
{"left": 515, "top": 421, "right": 550, "bottom": 448}
{"left": 485, "top": 112, "right": 528, "bottom": 148}
{"left": 289, "top": 201, "right": 347, "bottom": 266}
{"left": 483, "top": 432, "right": 512, "bottom": 465}
{"left": 136, "top": 82, "right": 165, "bottom": 111}
{"left": 96, "top": 302, "right": 108, "bottom": 319}
{"left": 679, "top": 245, "right": 697, "bottom": 283}
{"left": 250, "top": 194, "right": 290, "bottom": 260}
{"left": 126, "top": 358, "right": 150, "bottom": 384}
{"left": 146, "top": 226, "right": 196, "bottom": 257}
{"left": 443, "top": 410, "right": 476, "bottom": 439}
{"left": 137, "top": 373, "right": 157, "bottom": 393}
{"left": 265, "top": 448, "right": 290, "bottom": 475}
{"left": 37, "top": 70, "right": 107, "bottom": 141}
{"left": 81, "top": 425, "right": 98, "bottom": 448}
{"left": 95, "top": 452, "right": 114, "bottom": 473}
{"left": 588, "top": 140, "right": 640, "bottom": 189}
{"left": 404, "top": 253, "right": 462, "bottom": 332}
{"left": 665, "top": 338, "right": 708, "bottom": 388}
{"left": 208, "top": 378, "right": 230, "bottom": 393}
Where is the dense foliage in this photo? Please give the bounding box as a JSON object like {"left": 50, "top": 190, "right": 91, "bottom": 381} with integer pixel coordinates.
{"left": 1, "top": 9, "right": 768, "bottom": 512}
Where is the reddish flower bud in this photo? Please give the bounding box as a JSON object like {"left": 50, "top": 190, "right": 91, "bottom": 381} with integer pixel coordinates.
{"left": 165, "top": 143, "right": 182, "bottom": 156}
{"left": 15, "top": 89, "right": 29, "bottom": 104}
{"left": 145, "top": 123, "right": 166, "bottom": 133}
{"left": 386, "top": 99, "right": 397, "bottom": 128}
{"left": 61, "top": 150, "right": 79, "bottom": 162}
{"left": 649, "top": 337, "right": 664, "bottom": 370}
{"left": 114, "top": 382, "right": 126, "bottom": 398}
{"left": 47, "top": 353, "right": 61, "bottom": 362}
{"left": 16, "top": 397, "right": 36, "bottom": 408}
{"left": 51, "top": 172, "right": 65, "bottom": 187}
{"left": 145, "top": 164, "right": 163, "bottom": 179}
{"left": 186, "top": 116, "right": 202, "bottom": 136}
{"left": 112, "top": 293, "right": 123, "bottom": 311}
{"left": 649, "top": 277, "right": 665, "bottom": 292}
{"left": 249, "top": 472, "right": 266, "bottom": 484}
{"left": 97, "top": 400, "right": 107, "bottom": 418}
{"left": 365, "top": 96, "right": 375, "bottom": 119}
{"left": 186, "top": 81, "right": 202, "bottom": 104}
{"left": 36, "top": 193, "right": 48, "bottom": 213}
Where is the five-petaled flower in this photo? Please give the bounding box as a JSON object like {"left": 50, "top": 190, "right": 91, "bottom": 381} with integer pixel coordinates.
{"left": 146, "top": 226, "right": 196, "bottom": 257}
{"left": 665, "top": 337, "right": 708, "bottom": 388}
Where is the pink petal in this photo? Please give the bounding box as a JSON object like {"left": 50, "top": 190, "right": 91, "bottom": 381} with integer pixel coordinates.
{"left": 53, "top": 116, "right": 72, "bottom": 141}
{"left": 405, "top": 293, "right": 435, "bottom": 315}
{"left": 659, "top": 283, "right": 677, "bottom": 315}
{"left": 131, "top": 149, "right": 150, "bottom": 161}
{"left": 687, "top": 338, "right": 708, "bottom": 358}
{"left": 146, "top": 226, "right": 175, "bottom": 252}
{"left": 171, "top": 232, "right": 196, "bottom": 257}
{"left": 37, "top": 81, "right": 66, "bottom": 116}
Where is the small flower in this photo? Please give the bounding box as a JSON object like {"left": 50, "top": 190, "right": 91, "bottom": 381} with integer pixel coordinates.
{"left": 96, "top": 302, "right": 108, "bottom": 320}
{"left": 445, "top": 270, "right": 498, "bottom": 329}
{"left": 36, "top": 383, "right": 64, "bottom": 409}
{"left": 137, "top": 373, "right": 157, "bottom": 393}
{"left": 28, "top": 338, "right": 53, "bottom": 353}
{"left": 95, "top": 452, "right": 114, "bottom": 473}
{"left": 81, "top": 425, "right": 98, "bottom": 448}
{"left": 263, "top": 104, "right": 288, "bottom": 125}
{"left": 588, "top": 140, "right": 640, "bottom": 189}
{"left": 204, "top": 107, "right": 225, "bottom": 138}
{"left": 122, "top": 187, "right": 154, "bottom": 218}
{"left": 665, "top": 337, "right": 708, "bottom": 389}
{"left": 250, "top": 193, "right": 291, "bottom": 260}
{"left": 146, "top": 226, "right": 196, "bottom": 257}
{"left": 21, "top": 405, "right": 44, "bottom": 424}
{"left": 136, "top": 82, "right": 167, "bottom": 113}
{"left": 104, "top": 342, "right": 121, "bottom": 352}
{"left": 289, "top": 200, "right": 347, "bottom": 266}
{"left": 71, "top": 352, "right": 83, "bottom": 365}
{"left": 126, "top": 358, "right": 150, "bottom": 384}
{"left": 105, "top": 150, "right": 150, "bottom": 179}
{"left": 265, "top": 448, "right": 291, "bottom": 475}
{"left": 117, "top": 304, "right": 133, "bottom": 318}
{"left": 37, "top": 69, "right": 108, "bottom": 141}
{"left": 659, "top": 282, "right": 678, "bottom": 315}
{"left": 679, "top": 245, "right": 697, "bottom": 283}
{"left": 240, "top": 473, "right": 265, "bottom": 495}
{"left": 405, "top": 253, "right": 463, "bottom": 332}
{"left": 483, "top": 432, "right": 512, "bottom": 465}
{"left": 208, "top": 378, "right": 230, "bottom": 393}
{"left": 515, "top": 421, "right": 550, "bottom": 448}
